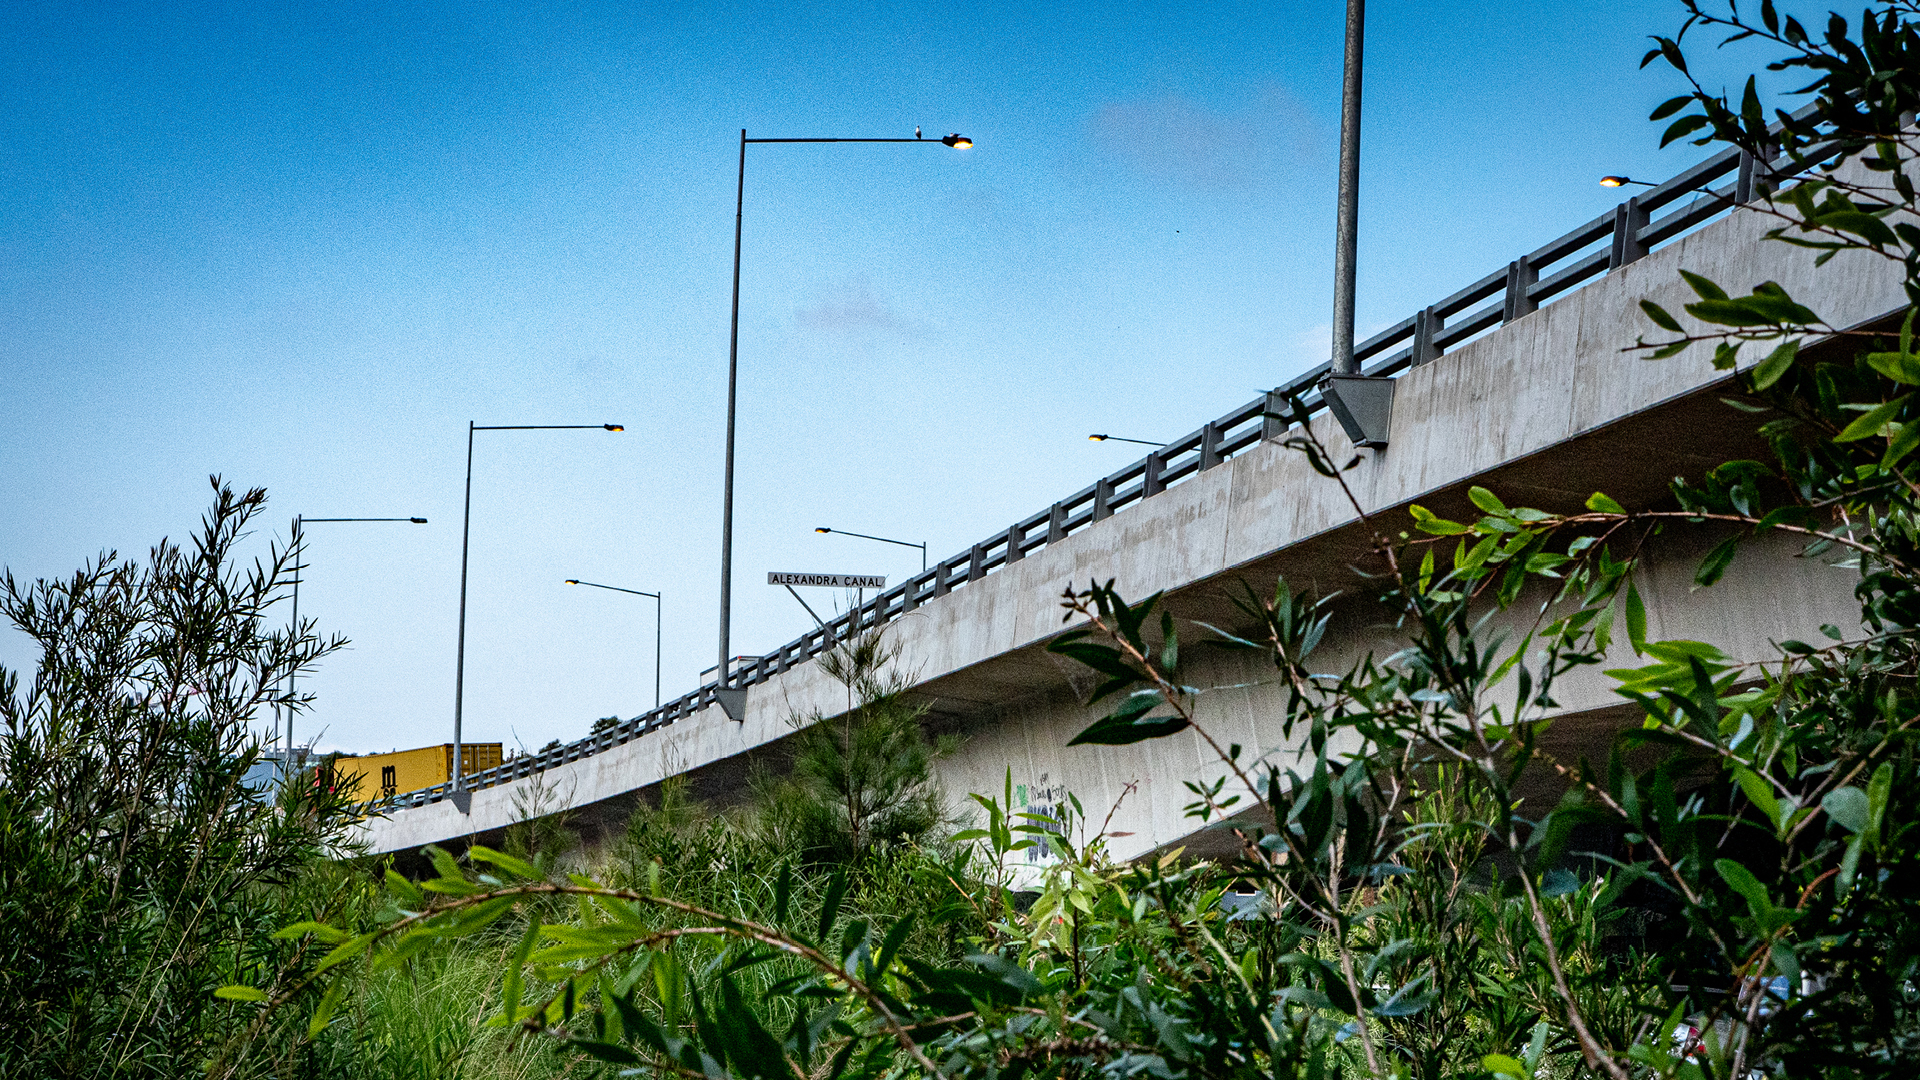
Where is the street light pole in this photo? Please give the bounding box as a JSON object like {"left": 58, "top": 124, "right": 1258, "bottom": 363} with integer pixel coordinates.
{"left": 1316, "top": 0, "right": 1394, "bottom": 449}
{"left": 813, "top": 526, "right": 927, "bottom": 572}
{"left": 281, "top": 515, "right": 427, "bottom": 778}
{"left": 564, "top": 579, "right": 663, "bottom": 711}
{"left": 717, "top": 129, "right": 971, "bottom": 694}
{"left": 454, "top": 422, "right": 623, "bottom": 797}
{"left": 1332, "top": 0, "right": 1365, "bottom": 376}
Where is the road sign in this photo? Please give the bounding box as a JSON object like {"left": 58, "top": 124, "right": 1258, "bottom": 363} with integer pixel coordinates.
{"left": 767, "top": 571, "right": 886, "bottom": 589}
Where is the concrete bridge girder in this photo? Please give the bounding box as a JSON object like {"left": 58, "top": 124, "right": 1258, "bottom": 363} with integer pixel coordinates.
{"left": 359, "top": 181, "right": 1903, "bottom": 862}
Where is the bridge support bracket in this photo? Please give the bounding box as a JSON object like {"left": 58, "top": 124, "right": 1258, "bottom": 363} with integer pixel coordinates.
{"left": 716, "top": 687, "right": 749, "bottom": 723}
{"left": 1320, "top": 374, "right": 1394, "bottom": 450}
{"left": 450, "top": 788, "right": 472, "bottom": 815}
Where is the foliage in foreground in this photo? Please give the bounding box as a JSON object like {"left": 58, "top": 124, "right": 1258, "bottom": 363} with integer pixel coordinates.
{"left": 0, "top": 478, "right": 360, "bottom": 1079}
{"left": 24, "top": 3, "right": 1920, "bottom": 1078}
{"left": 235, "top": 4, "right": 1920, "bottom": 1077}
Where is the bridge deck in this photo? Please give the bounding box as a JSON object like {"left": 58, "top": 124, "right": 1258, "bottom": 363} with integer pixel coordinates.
{"left": 359, "top": 152, "right": 1902, "bottom": 859}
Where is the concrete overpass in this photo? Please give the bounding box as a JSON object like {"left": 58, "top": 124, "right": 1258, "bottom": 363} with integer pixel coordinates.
{"left": 357, "top": 144, "right": 1902, "bottom": 862}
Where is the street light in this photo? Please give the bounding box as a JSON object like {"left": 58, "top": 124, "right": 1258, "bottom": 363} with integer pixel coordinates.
{"left": 716, "top": 127, "right": 971, "bottom": 698}
{"left": 280, "top": 515, "right": 428, "bottom": 778}
{"left": 1599, "top": 175, "right": 1655, "bottom": 188}
{"left": 1331, "top": 0, "right": 1365, "bottom": 376}
{"left": 453, "top": 422, "right": 623, "bottom": 799}
{"left": 814, "top": 526, "right": 927, "bottom": 572}
{"left": 1088, "top": 434, "right": 1166, "bottom": 448}
{"left": 564, "top": 578, "right": 662, "bottom": 711}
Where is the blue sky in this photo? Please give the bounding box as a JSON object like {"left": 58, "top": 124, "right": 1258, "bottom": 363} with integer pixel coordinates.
{"left": 1, "top": 0, "right": 1795, "bottom": 755}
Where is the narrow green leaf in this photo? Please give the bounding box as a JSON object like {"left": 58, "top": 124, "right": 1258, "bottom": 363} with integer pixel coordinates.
{"left": 214, "top": 985, "right": 268, "bottom": 1003}
{"left": 1069, "top": 711, "right": 1191, "bottom": 746}
{"left": 1680, "top": 269, "right": 1729, "bottom": 301}
{"left": 818, "top": 870, "right": 849, "bottom": 943}
{"left": 1836, "top": 395, "right": 1908, "bottom": 442}
{"left": 1468, "top": 486, "right": 1508, "bottom": 515}
{"left": 1649, "top": 95, "right": 1693, "bottom": 121}
{"left": 312, "top": 932, "right": 378, "bottom": 977}
{"left": 469, "top": 845, "right": 543, "bottom": 882}
{"left": 1410, "top": 503, "right": 1469, "bottom": 534}
{"left": 1586, "top": 491, "right": 1626, "bottom": 514}
{"left": 274, "top": 921, "right": 350, "bottom": 944}
{"left": 1694, "top": 535, "right": 1740, "bottom": 588}
{"left": 1750, "top": 338, "right": 1799, "bottom": 390}
{"left": 1625, "top": 582, "right": 1648, "bottom": 654}
{"left": 385, "top": 869, "right": 424, "bottom": 909}
{"left": 1865, "top": 351, "right": 1920, "bottom": 385}
{"left": 1771, "top": 943, "right": 1802, "bottom": 988}
{"left": 1661, "top": 113, "right": 1710, "bottom": 147}
{"left": 307, "top": 977, "right": 344, "bottom": 1038}
{"left": 1867, "top": 762, "right": 1893, "bottom": 850}
{"left": 774, "top": 861, "right": 793, "bottom": 925}
{"left": 1883, "top": 420, "right": 1920, "bottom": 468}
{"left": 500, "top": 911, "right": 540, "bottom": 1024}
{"left": 1734, "top": 767, "right": 1782, "bottom": 830}
{"left": 1822, "top": 785, "right": 1869, "bottom": 834}
{"left": 1715, "top": 858, "right": 1782, "bottom": 927}
{"left": 1640, "top": 300, "right": 1684, "bottom": 332}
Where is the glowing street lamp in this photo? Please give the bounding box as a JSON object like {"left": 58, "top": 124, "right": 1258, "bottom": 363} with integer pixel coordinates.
{"left": 715, "top": 128, "right": 971, "bottom": 700}
{"left": 564, "top": 578, "right": 663, "bottom": 711}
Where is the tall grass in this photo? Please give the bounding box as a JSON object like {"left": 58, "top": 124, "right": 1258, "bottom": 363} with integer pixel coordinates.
{"left": 314, "top": 948, "right": 570, "bottom": 1080}
{"left": 293, "top": 771, "right": 984, "bottom": 1080}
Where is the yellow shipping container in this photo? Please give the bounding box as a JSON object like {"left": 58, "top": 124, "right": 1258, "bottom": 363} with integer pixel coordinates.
{"left": 328, "top": 743, "right": 504, "bottom": 800}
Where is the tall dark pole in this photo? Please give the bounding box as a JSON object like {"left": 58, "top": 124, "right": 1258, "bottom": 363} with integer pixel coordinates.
{"left": 1332, "top": 0, "right": 1365, "bottom": 374}
{"left": 283, "top": 515, "right": 426, "bottom": 780}
{"left": 285, "top": 515, "right": 302, "bottom": 776}
{"left": 720, "top": 129, "right": 746, "bottom": 691}
{"left": 454, "top": 423, "right": 621, "bottom": 795}
{"left": 453, "top": 421, "right": 477, "bottom": 791}
{"left": 715, "top": 129, "right": 968, "bottom": 697}
{"left": 565, "top": 578, "right": 662, "bottom": 710}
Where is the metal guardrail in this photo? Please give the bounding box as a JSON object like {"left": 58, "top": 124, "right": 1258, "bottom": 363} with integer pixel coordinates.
{"left": 381, "top": 123, "right": 1830, "bottom": 814}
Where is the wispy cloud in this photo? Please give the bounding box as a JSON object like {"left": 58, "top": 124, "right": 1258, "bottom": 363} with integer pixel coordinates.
{"left": 793, "top": 279, "right": 919, "bottom": 335}
{"left": 1086, "top": 84, "right": 1324, "bottom": 191}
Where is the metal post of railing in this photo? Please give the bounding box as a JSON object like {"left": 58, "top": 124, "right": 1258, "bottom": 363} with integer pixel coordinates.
{"left": 1609, "top": 196, "right": 1649, "bottom": 268}
{"left": 1263, "top": 391, "right": 1287, "bottom": 441}
{"left": 1411, "top": 307, "right": 1443, "bottom": 366}
{"left": 1093, "top": 478, "right": 1115, "bottom": 522}
{"left": 1503, "top": 257, "right": 1538, "bottom": 322}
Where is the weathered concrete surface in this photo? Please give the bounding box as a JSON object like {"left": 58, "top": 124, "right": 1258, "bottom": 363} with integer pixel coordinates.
{"left": 358, "top": 194, "right": 1903, "bottom": 861}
